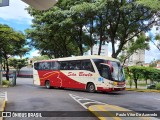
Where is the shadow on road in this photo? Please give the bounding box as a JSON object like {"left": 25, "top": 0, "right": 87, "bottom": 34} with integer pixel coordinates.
{"left": 38, "top": 86, "right": 125, "bottom": 96}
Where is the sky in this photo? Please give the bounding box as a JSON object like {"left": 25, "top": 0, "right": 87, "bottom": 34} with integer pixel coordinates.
{"left": 0, "top": 0, "right": 159, "bottom": 63}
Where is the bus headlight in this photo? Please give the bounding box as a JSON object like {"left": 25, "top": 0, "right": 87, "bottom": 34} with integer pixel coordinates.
{"left": 114, "top": 82, "right": 118, "bottom": 86}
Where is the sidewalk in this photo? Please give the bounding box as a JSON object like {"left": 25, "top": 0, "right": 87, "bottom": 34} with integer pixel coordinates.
{"left": 0, "top": 91, "right": 7, "bottom": 120}
{"left": 0, "top": 99, "right": 6, "bottom": 120}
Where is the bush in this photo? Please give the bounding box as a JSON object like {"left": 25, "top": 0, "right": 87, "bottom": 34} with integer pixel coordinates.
{"left": 155, "top": 83, "right": 160, "bottom": 90}
{"left": 2, "top": 80, "right": 11, "bottom": 86}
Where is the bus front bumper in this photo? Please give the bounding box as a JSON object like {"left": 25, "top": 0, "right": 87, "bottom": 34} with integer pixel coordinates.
{"left": 97, "top": 87, "right": 125, "bottom": 92}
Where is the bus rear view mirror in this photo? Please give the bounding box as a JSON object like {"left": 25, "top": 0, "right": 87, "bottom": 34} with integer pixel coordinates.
{"left": 100, "top": 63, "right": 113, "bottom": 73}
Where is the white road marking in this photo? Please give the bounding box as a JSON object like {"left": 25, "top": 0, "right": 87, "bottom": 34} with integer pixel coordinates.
{"left": 0, "top": 91, "right": 7, "bottom": 101}
{"left": 69, "top": 94, "right": 105, "bottom": 109}
{"left": 69, "top": 94, "right": 88, "bottom": 109}
{"left": 83, "top": 101, "right": 105, "bottom": 106}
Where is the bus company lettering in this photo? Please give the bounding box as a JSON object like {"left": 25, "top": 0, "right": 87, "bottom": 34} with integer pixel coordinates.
{"left": 68, "top": 72, "right": 76, "bottom": 76}
{"left": 68, "top": 72, "right": 92, "bottom": 76}
{"left": 79, "top": 72, "right": 92, "bottom": 76}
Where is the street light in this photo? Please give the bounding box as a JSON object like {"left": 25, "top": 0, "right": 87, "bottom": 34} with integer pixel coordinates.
{"left": 22, "top": 0, "right": 58, "bottom": 10}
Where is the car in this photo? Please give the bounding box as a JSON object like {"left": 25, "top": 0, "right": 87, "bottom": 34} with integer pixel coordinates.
{"left": 147, "top": 84, "right": 156, "bottom": 89}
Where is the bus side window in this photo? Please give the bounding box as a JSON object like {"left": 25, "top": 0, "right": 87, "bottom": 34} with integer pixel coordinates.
{"left": 42, "top": 62, "right": 50, "bottom": 70}
{"left": 60, "top": 61, "right": 69, "bottom": 70}
{"left": 51, "top": 61, "right": 60, "bottom": 70}
{"left": 69, "top": 61, "right": 81, "bottom": 70}
{"left": 34, "top": 63, "right": 39, "bottom": 70}
{"left": 39, "top": 62, "right": 43, "bottom": 70}
{"left": 81, "top": 60, "right": 95, "bottom": 72}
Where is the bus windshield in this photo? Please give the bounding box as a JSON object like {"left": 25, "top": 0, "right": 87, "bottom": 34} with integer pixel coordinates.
{"left": 93, "top": 59, "right": 125, "bottom": 82}
{"left": 110, "top": 61, "right": 125, "bottom": 82}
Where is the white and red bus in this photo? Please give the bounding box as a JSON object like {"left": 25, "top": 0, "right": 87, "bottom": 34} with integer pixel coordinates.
{"left": 33, "top": 55, "right": 125, "bottom": 92}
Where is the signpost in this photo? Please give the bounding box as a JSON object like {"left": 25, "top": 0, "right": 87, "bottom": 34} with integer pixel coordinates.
{"left": 0, "top": 0, "right": 9, "bottom": 7}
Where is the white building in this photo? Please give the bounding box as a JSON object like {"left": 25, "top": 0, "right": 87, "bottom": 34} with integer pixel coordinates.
{"left": 92, "top": 44, "right": 108, "bottom": 56}
{"left": 122, "top": 38, "right": 145, "bottom": 66}
{"left": 126, "top": 50, "right": 145, "bottom": 66}
{"left": 84, "top": 41, "right": 108, "bottom": 56}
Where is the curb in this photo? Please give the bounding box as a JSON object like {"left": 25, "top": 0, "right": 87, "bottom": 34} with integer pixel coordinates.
{"left": 87, "top": 104, "right": 155, "bottom": 120}
{"left": 1, "top": 99, "right": 6, "bottom": 120}
{"left": 126, "top": 88, "right": 160, "bottom": 93}
{"left": 88, "top": 106, "right": 106, "bottom": 120}
{"left": 1, "top": 99, "right": 6, "bottom": 112}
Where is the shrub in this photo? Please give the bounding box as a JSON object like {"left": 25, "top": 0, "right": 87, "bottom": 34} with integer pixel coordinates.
{"left": 155, "top": 83, "right": 160, "bottom": 90}
{"left": 2, "top": 80, "right": 11, "bottom": 86}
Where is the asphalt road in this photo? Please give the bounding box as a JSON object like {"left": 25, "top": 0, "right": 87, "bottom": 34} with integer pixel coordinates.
{"left": 1, "top": 78, "right": 160, "bottom": 120}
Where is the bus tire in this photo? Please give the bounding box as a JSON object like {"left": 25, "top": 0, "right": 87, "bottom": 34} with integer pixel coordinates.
{"left": 45, "top": 81, "right": 51, "bottom": 89}
{"left": 87, "top": 83, "right": 95, "bottom": 93}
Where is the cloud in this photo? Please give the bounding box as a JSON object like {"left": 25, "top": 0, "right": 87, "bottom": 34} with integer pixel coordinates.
{"left": 150, "top": 26, "right": 160, "bottom": 35}
{"left": 145, "top": 42, "right": 160, "bottom": 63}
{"left": 30, "top": 50, "right": 40, "bottom": 57}
{"left": 0, "top": 0, "right": 32, "bottom": 24}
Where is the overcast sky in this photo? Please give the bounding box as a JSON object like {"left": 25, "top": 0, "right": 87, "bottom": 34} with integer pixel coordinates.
{"left": 0, "top": 0, "right": 159, "bottom": 63}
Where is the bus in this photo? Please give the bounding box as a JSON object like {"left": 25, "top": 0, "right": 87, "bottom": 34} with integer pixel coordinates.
{"left": 33, "top": 55, "right": 125, "bottom": 92}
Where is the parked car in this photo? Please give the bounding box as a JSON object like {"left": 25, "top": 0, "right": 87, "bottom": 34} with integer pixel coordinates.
{"left": 9, "top": 74, "right": 14, "bottom": 78}
{"left": 147, "top": 84, "right": 156, "bottom": 89}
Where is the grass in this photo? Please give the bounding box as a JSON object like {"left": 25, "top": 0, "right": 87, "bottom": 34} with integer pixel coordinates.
{"left": 2, "top": 80, "right": 11, "bottom": 86}
{"left": 126, "top": 88, "right": 160, "bottom": 93}
{"left": 126, "top": 80, "right": 151, "bottom": 87}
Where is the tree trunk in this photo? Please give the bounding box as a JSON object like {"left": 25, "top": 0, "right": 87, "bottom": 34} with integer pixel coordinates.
{"left": 79, "top": 25, "right": 83, "bottom": 55}
{"left": 3, "top": 60, "right": 6, "bottom": 71}
{"left": 79, "top": 44, "right": 83, "bottom": 56}
{"left": 111, "top": 37, "right": 116, "bottom": 58}
{"left": 5, "top": 57, "right": 9, "bottom": 80}
{"left": 91, "top": 46, "right": 93, "bottom": 55}
{"left": 134, "top": 79, "right": 138, "bottom": 89}
{"left": 145, "top": 79, "right": 147, "bottom": 85}
{"left": 90, "top": 18, "right": 94, "bottom": 55}
{"left": 98, "top": 16, "right": 103, "bottom": 55}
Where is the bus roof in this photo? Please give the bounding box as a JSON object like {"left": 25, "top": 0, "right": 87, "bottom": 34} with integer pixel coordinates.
{"left": 36, "top": 55, "right": 120, "bottom": 62}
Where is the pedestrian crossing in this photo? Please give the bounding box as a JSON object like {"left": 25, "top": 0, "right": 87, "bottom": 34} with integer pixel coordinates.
{"left": 0, "top": 91, "right": 7, "bottom": 101}
{"left": 69, "top": 94, "right": 105, "bottom": 109}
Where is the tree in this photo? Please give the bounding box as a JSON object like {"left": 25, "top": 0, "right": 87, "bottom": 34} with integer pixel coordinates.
{"left": 0, "top": 24, "right": 29, "bottom": 80}
{"left": 32, "top": 55, "right": 50, "bottom": 62}
{"left": 100, "top": 0, "right": 159, "bottom": 58}
{"left": 119, "top": 34, "right": 150, "bottom": 65}
{"left": 147, "top": 68, "right": 160, "bottom": 83}
{"left": 128, "top": 66, "right": 144, "bottom": 89}
{"left": 136, "top": 0, "right": 160, "bottom": 10}
{"left": 26, "top": 6, "right": 81, "bottom": 58}
{"left": 9, "top": 58, "right": 28, "bottom": 74}
{"left": 125, "top": 66, "right": 160, "bottom": 88}
{"left": 26, "top": 0, "right": 160, "bottom": 58}
{"left": 154, "top": 34, "right": 160, "bottom": 51}
{"left": 137, "top": 0, "right": 160, "bottom": 51}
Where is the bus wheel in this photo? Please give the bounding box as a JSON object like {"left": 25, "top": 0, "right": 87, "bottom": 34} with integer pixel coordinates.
{"left": 87, "top": 83, "right": 95, "bottom": 93}
{"left": 45, "top": 81, "right": 51, "bottom": 89}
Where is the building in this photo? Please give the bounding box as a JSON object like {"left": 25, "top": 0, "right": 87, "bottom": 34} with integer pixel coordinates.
{"left": 126, "top": 50, "right": 145, "bottom": 66}
{"left": 92, "top": 43, "right": 108, "bottom": 56}
{"left": 156, "top": 62, "right": 160, "bottom": 69}
{"left": 122, "top": 38, "right": 145, "bottom": 66}
{"left": 84, "top": 41, "right": 108, "bottom": 56}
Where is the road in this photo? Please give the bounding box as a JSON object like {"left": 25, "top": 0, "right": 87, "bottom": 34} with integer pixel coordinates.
{"left": 1, "top": 78, "right": 160, "bottom": 120}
